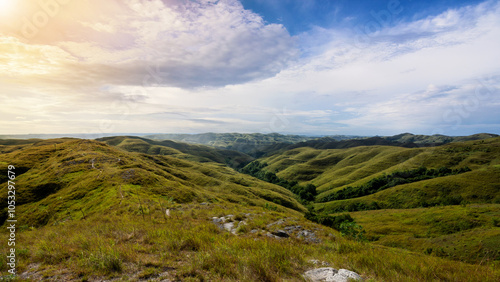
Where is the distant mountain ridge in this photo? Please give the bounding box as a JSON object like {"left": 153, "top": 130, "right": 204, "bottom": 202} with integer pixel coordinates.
{"left": 382, "top": 133, "right": 499, "bottom": 145}
{"left": 142, "top": 133, "right": 498, "bottom": 155}
{"left": 142, "top": 133, "right": 322, "bottom": 154}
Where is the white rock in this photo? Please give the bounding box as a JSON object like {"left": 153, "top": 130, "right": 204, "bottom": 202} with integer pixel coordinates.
{"left": 223, "top": 222, "right": 234, "bottom": 232}
{"left": 337, "top": 269, "right": 362, "bottom": 281}
{"left": 303, "top": 267, "right": 337, "bottom": 281}
{"left": 304, "top": 267, "right": 362, "bottom": 282}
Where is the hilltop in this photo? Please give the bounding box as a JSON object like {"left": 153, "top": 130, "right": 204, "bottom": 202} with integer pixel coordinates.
{"left": 96, "top": 136, "right": 253, "bottom": 169}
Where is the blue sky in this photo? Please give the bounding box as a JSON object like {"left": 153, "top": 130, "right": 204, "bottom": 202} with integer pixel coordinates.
{"left": 241, "top": 0, "right": 486, "bottom": 34}
{"left": 0, "top": 0, "right": 499, "bottom": 136}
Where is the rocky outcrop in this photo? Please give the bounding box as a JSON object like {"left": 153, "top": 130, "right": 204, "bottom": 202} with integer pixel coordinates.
{"left": 303, "top": 267, "right": 362, "bottom": 282}
{"left": 212, "top": 215, "right": 249, "bottom": 234}
{"left": 212, "top": 215, "right": 321, "bottom": 242}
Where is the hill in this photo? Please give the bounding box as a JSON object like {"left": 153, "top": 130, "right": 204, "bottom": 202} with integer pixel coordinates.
{"left": 142, "top": 133, "right": 360, "bottom": 156}
{"left": 1, "top": 138, "right": 499, "bottom": 281}
{"left": 96, "top": 136, "right": 254, "bottom": 169}
{"left": 252, "top": 136, "right": 500, "bottom": 207}
{"left": 242, "top": 136, "right": 500, "bottom": 264}
{"left": 0, "top": 138, "right": 303, "bottom": 226}
{"left": 350, "top": 204, "right": 500, "bottom": 264}
{"left": 254, "top": 133, "right": 499, "bottom": 158}
{"left": 382, "top": 133, "right": 498, "bottom": 145}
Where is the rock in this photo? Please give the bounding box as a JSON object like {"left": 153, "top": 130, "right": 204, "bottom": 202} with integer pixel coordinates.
{"left": 332, "top": 269, "right": 362, "bottom": 282}
{"left": 297, "top": 230, "right": 321, "bottom": 243}
{"left": 272, "top": 230, "right": 290, "bottom": 238}
{"left": 303, "top": 268, "right": 337, "bottom": 281}
{"left": 303, "top": 267, "right": 362, "bottom": 282}
{"left": 223, "top": 222, "right": 235, "bottom": 232}
{"left": 284, "top": 225, "right": 302, "bottom": 232}
{"left": 266, "top": 219, "right": 285, "bottom": 228}
{"left": 212, "top": 217, "right": 224, "bottom": 224}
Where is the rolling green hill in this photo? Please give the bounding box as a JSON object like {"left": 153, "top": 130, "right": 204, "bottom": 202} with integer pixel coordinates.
{"left": 97, "top": 136, "right": 254, "bottom": 169}
{"left": 0, "top": 138, "right": 303, "bottom": 227}
{"left": 350, "top": 204, "right": 500, "bottom": 264}
{"left": 253, "top": 133, "right": 499, "bottom": 159}
{"left": 253, "top": 137, "right": 500, "bottom": 208}
{"left": 142, "top": 133, "right": 339, "bottom": 156}
{"left": 1, "top": 137, "right": 499, "bottom": 281}
{"left": 382, "top": 133, "right": 498, "bottom": 145}
{"left": 240, "top": 136, "right": 500, "bottom": 265}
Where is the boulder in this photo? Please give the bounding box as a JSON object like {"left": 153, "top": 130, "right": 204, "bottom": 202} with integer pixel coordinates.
{"left": 303, "top": 268, "right": 337, "bottom": 281}
{"left": 333, "top": 269, "right": 363, "bottom": 282}
{"left": 223, "top": 222, "right": 235, "bottom": 232}
{"left": 303, "top": 267, "right": 362, "bottom": 282}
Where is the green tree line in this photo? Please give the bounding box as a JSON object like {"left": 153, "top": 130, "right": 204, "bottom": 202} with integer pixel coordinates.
{"left": 240, "top": 161, "right": 317, "bottom": 202}
{"left": 319, "top": 166, "right": 471, "bottom": 203}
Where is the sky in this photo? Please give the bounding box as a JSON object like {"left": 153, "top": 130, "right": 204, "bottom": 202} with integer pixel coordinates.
{"left": 0, "top": 0, "right": 499, "bottom": 136}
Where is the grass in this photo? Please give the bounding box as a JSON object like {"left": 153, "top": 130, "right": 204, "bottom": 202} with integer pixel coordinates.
{"left": 1, "top": 137, "right": 500, "bottom": 280}
{"left": 260, "top": 137, "right": 499, "bottom": 192}
{"left": 349, "top": 204, "right": 500, "bottom": 264}
{"left": 97, "top": 136, "right": 254, "bottom": 169}
{"left": 2, "top": 203, "right": 500, "bottom": 281}
{"left": 254, "top": 137, "right": 500, "bottom": 211}
{"left": 0, "top": 139, "right": 305, "bottom": 227}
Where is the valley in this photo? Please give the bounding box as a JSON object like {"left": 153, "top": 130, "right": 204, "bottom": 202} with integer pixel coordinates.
{"left": 0, "top": 133, "right": 499, "bottom": 281}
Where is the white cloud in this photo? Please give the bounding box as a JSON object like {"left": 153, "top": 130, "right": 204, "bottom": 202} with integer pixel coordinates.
{"left": 61, "top": 0, "right": 297, "bottom": 88}
{"left": 2, "top": 0, "right": 297, "bottom": 89}
{"left": 1, "top": 0, "right": 499, "bottom": 135}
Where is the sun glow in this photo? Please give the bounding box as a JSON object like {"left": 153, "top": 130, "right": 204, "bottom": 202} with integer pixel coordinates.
{"left": 0, "top": 0, "right": 15, "bottom": 17}
{"left": 0, "top": 0, "right": 12, "bottom": 10}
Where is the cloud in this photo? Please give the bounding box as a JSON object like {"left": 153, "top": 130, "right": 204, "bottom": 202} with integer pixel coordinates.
{"left": 75, "top": 0, "right": 297, "bottom": 88}
{"left": 1, "top": 0, "right": 499, "bottom": 135}
{"left": 2, "top": 0, "right": 297, "bottom": 89}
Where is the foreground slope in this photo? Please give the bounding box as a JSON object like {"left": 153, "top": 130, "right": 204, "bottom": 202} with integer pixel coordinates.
{"left": 0, "top": 138, "right": 499, "bottom": 281}
{"left": 0, "top": 138, "right": 303, "bottom": 226}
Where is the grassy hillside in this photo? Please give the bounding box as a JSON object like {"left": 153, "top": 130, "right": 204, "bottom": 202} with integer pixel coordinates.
{"left": 255, "top": 137, "right": 500, "bottom": 207}
{"left": 383, "top": 133, "right": 498, "bottom": 145}
{"left": 97, "top": 136, "right": 254, "bottom": 169}
{"left": 251, "top": 133, "right": 499, "bottom": 159}
{"left": 241, "top": 136, "right": 500, "bottom": 266}
{"left": 1, "top": 138, "right": 499, "bottom": 281}
{"left": 351, "top": 204, "right": 500, "bottom": 264}
{"left": 0, "top": 138, "right": 303, "bottom": 227}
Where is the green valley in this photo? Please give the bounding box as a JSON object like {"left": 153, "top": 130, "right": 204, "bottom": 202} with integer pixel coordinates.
{"left": 0, "top": 134, "right": 499, "bottom": 281}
